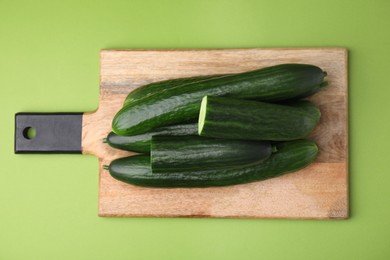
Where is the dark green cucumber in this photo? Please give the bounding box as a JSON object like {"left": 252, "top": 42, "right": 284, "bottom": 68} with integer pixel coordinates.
{"left": 124, "top": 74, "right": 229, "bottom": 106}
{"left": 104, "top": 140, "right": 318, "bottom": 188}
{"left": 150, "top": 136, "right": 273, "bottom": 173}
{"left": 104, "top": 123, "right": 198, "bottom": 153}
{"left": 112, "top": 64, "right": 327, "bottom": 136}
{"left": 198, "top": 96, "right": 321, "bottom": 141}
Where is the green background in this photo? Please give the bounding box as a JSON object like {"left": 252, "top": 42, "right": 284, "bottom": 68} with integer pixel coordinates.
{"left": 1, "top": 0, "right": 389, "bottom": 259}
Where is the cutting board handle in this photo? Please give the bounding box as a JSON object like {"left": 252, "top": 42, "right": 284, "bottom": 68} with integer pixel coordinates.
{"left": 14, "top": 113, "right": 83, "bottom": 154}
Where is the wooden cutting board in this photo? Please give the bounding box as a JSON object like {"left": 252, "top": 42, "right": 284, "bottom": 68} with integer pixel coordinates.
{"left": 19, "top": 48, "right": 349, "bottom": 219}
{"left": 80, "top": 48, "right": 349, "bottom": 219}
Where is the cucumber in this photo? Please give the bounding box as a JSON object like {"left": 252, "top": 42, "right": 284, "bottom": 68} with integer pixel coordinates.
{"left": 104, "top": 140, "right": 318, "bottom": 188}
{"left": 198, "top": 96, "right": 321, "bottom": 141}
{"left": 112, "top": 64, "right": 327, "bottom": 136}
{"left": 150, "top": 136, "right": 273, "bottom": 173}
{"left": 104, "top": 123, "right": 198, "bottom": 153}
{"left": 124, "top": 74, "right": 229, "bottom": 106}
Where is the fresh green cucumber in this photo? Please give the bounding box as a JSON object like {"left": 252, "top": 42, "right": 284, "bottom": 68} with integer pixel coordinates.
{"left": 112, "top": 64, "right": 327, "bottom": 136}
{"left": 150, "top": 136, "right": 273, "bottom": 173}
{"left": 104, "top": 140, "right": 318, "bottom": 188}
{"left": 124, "top": 74, "right": 229, "bottom": 106}
{"left": 104, "top": 123, "right": 198, "bottom": 153}
{"left": 198, "top": 96, "right": 321, "bottom": 141}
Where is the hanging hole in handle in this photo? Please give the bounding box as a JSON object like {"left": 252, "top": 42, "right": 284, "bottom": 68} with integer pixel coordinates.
{"left": 23, "top": 127, "right": 36, "bottom": 140}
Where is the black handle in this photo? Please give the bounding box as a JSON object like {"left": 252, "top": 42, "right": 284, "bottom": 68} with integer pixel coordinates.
{"left": 14, "top": 113, "right": 83, "bottom": 154}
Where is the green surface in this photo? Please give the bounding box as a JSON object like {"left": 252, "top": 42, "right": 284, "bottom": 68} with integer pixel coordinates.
{"left": 0, "top": 0, "right": 389, "bottom": 259}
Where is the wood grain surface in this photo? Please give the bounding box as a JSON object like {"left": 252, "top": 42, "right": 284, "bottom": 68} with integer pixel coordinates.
{"left": 82, "top": 48, "right": 348, "bottom": 219}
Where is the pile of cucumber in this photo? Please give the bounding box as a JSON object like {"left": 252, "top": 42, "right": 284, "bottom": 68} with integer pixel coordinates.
{"left": 103, "top": 63, "right": 327, "bottom": 188}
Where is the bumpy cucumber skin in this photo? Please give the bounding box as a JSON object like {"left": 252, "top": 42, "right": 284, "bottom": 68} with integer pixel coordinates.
{"left": 112, "top": 64, "right": 326, "bottom": 136}
{"left": 105, "top": 123, "right": 198, "bottom": 153}
{"left": 106, "top": 140, "right": 318, "bottom": 188}
{"left": 151, "top": 136, "right": 272, "bottom": 173}
{"left": 124, "top": 74, "right": 229, "bottom": 106}
{"left": 199, "top": 96, "right": 321, "bottom": 141}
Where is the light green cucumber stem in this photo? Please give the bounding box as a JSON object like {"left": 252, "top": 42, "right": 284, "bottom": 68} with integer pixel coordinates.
{"left": 320, "top": 81, "right": 328, "bottom": 88}
{"left": 102, "top": 138, "right": 108, "bottom": 143}
{"left": 198, "top": 96, "right": 208, "bottom": 135}
{"left": 103, "top": 165, "right": 109, "bottom": 170}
